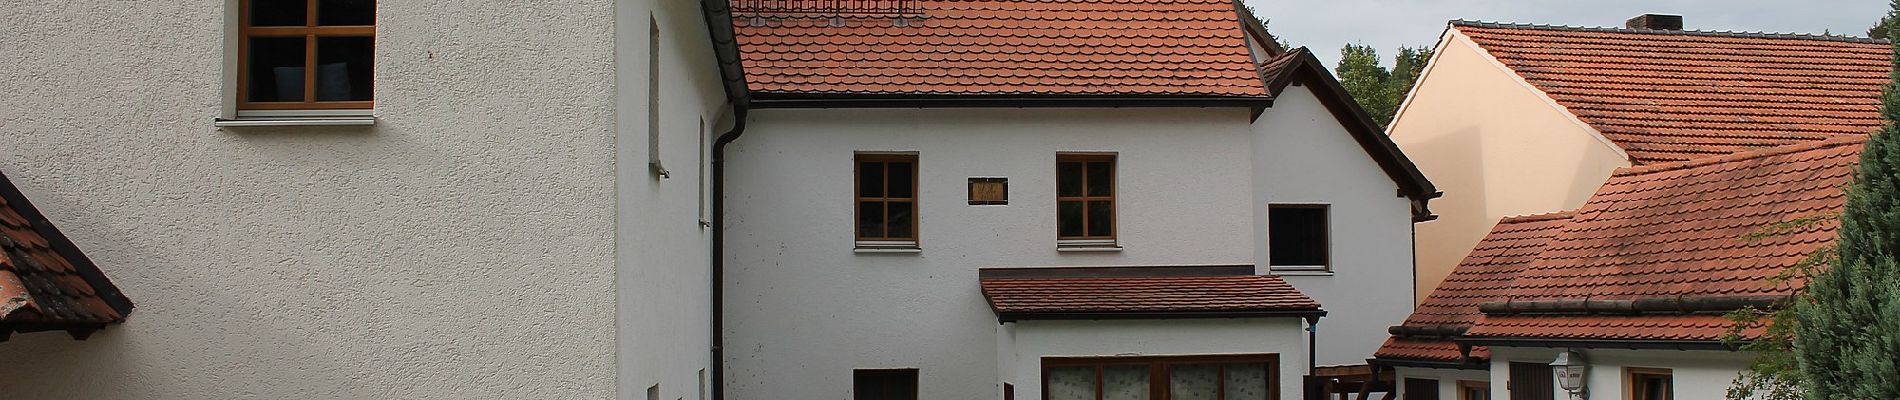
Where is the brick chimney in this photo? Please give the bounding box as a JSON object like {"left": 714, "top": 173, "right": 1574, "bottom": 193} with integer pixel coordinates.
{"left": 1626, "top": 14, "right": 1684, "bottom": 30}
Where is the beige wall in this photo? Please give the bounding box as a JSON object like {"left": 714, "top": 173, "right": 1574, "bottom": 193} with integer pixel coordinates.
{"left": 1386, "top": 30, "right": 1630, "bottom": 303}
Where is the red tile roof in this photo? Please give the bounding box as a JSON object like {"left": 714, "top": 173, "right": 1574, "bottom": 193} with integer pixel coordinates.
{"left": 980, "top": 267, "right": 1320, "bottom": 321}
{"left": 730, "top": 0, "right": 1270, "bottom": 98}
{"left": 0, "top": 172, "right": 131, "bottom": 340}
{"left": 1373, "top": 211, "right": 1572, "bottom": 364}
{"left": 1381, "top": 137, "right": 1865, "bottom": 357}
{"left": 1453, "top": 21, "right": 1890, "bottom": 165}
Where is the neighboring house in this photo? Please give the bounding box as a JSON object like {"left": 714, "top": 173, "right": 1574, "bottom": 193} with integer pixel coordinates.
{"left": 716, "top": 0, "right": 1435, "bottom": 398}
{"left": 1375, "top": 136, "right": 1867, "bottom": 400}
{"left": 1387, "top": 15, "right": 1890, "bottom": 302}
{"left": 1, "top": 0, "right": 729, "bottom": 398}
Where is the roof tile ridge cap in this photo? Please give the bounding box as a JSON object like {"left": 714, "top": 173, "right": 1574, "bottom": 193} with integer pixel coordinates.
{"left": 1447, "top": 19, "right": 1892, "bottom": 45}
{"left": 1498, "top": 210, "right": 1581, "bottom": 224}
{"left": 1615, "top": 135, "right": 1871, "bottom": 177}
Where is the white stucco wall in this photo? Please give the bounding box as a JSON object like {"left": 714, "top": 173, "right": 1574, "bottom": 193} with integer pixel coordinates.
{"left": 1005, "top": 319, "right": 1308, "bottom": 400}
{"left": 1393, "top": 366, "right": 1491, "bottom": 399}
{"left": 722, "top": 107, "right": 1261, "bottom": 399}
{"left": 617, "top": 0, "right": 730, "bottom": 399}
{"left": 1386, "top": 31, "right": 1631, "bottom": 304}
{"left": 1489, "top": 347, "right": 1755, "bottom": 400}
{"left": 1254, "top": 85, "right": 1420, "bottom": 366}
{"left": 0, "top": 0, "right": 725, "bottom": 398}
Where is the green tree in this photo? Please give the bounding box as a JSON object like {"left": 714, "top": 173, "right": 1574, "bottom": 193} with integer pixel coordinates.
{"left": 1870, "top": 0, "right": 1899, "bottom": 39}
{"left": 1793, "top": 12, "right": 1900, "bottom": 396}
{"left": 1730, "top": 5, "right": 1900, "bottom": 398}
{"left": 1334, "top": 44, "right": 1432, "bottom": 128}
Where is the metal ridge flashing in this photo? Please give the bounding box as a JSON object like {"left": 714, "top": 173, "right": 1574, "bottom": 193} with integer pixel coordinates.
{"left": 1450, "top": 19, "right": 1890, "bottom": 44}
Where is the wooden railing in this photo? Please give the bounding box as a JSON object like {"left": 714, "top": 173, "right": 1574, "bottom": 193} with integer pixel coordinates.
{"left": 731, "top": 0, "right": 914, "bottom": 14}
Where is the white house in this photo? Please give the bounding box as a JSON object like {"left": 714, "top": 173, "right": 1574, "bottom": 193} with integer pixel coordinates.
{"left": 1376, "top": 137, "right": 1867, "bottom": 400}
{"left": 715, "top": 1, "right": 1437, "bottom": 398}
{"left": 0, "top": 0, "right": 730, "bottom": 398}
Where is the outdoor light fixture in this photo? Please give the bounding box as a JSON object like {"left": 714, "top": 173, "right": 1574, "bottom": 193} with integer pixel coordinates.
{"left": 1551, "top": 350, "right": 1589, "bottom": 398}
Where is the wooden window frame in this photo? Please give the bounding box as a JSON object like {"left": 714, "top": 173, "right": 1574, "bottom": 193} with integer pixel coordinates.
{"left": 854, "top": 368, "right": 919, "bottom": 400}
{"left": 1039, "top": 354, "right": 1280, "bottom": 400}
{"left": 1623, "top": 367, "right": 1672, "bottom": 400}
{"left": 1267, "top": 204, "right": 1331, "bottom": 272}
{"left": 1457, "top": 380, "right": 1490, "bottom": 400}
{"left": 855, "top": 153, "right": 920, "bottom": 245}
{"left": 1055, "top": 153, "right": 1117, "bottom": 245}
{"left": 238, "top": 0, "right": 376, "bottom": 110}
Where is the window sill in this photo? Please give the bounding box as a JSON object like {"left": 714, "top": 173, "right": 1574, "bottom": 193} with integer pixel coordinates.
{"left": 854, "top": 247, "right": 922, "bottom": 254}
{"left": 1056, "top": 246, "right": 1123, "bottom": 253}
{"left": 214, "top": 116, "right": 376, "bottom": 127}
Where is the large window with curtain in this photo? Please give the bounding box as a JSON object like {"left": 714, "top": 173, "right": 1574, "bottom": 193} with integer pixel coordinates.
{"left": 1042, "top": 354, "right": 1278, "bottom": 400}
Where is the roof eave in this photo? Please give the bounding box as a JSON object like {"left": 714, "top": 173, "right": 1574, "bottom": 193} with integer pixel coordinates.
{"left": 1455, "top": 337, "right": 1743, "bottom": 351}
{"left": 747, "top": 93, "right": 1274, "bottom": 110}
{"left": 1369, "top": 356, "right": 1488, "bottom": 370}
{"left": 997, "top": 309, "right": 1327, "bottom": 324}
{"left": 0, "top": 172, "right": 134, "bottom": 319}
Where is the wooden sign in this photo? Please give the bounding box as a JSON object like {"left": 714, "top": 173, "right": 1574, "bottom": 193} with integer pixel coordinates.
{"left": 969, "top": 178, "right": 1008, "bottom": 205}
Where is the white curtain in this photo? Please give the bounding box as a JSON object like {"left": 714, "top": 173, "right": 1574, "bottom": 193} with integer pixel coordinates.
{"left": 1223, "top": 363, "right": 1270, "bottom": 400}
{"left": 1102, "top": 366, "right": 1150, "bottom": 400}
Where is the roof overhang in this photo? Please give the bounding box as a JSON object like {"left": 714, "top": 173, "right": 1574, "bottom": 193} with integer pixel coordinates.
{"left": 1369, "top": 356, "right": 1488, "bottom": 371}
{"left": 1456, "top": 337, "right": 1743, "bottom": 352}
{"left": 747, "top": 93, "right": 1273, "bottom": 110}
{"left": 999, "top": 309, "right": 1327, "bottom": 324}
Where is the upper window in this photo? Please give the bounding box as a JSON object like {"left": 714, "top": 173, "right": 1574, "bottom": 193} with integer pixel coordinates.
{"left": 1403, "top": 378, "right": 1440, "bottom": 400}
{"left": 240, "top": 0, "right": 375, "bottom": 110}
{"left": 1269, "top": 204, "right": 1329, "bottom": 271}
{"left": 856, "top": 154, "right": 918, "bottom": 246}
{"left": 1626, "top": 368, "right": 1672, "bottom": 400}
{"left": 854, "top": 369, "right": 918, "bottom": 400}
{"left": 1056, "top": 154, "right": 1115, "bottom": 245}
{"left": 1043, "top": 354, "right": 1278, "bottom": 399}
{"left": 1458, "top": 380, "right": 1490, "bottom": 400}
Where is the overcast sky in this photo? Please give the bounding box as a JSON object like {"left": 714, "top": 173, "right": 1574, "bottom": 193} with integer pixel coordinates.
{"left": 1246, "top": 0, "right": 1892, "bottom": 68}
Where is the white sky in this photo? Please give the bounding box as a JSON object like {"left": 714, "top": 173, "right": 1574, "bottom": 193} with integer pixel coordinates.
{"left": 1244, "top": 0, "right": 1892, "bottom": 68}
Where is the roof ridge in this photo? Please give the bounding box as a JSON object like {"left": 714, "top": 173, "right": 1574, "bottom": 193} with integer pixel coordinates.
{"left": 1450, "top": 20, "right": 1891, "bottom": 45}
{"left": 1498, "top": 210, "right": 1579, "bottom": 224}
{"left": 1615, "top": 135, "right": 1870, "bottom": 177}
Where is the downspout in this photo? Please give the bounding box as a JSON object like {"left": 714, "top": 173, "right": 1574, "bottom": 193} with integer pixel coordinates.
{"left": 710, "top": 108, "right": 747, "bottom": 400}
{"left": 1305, "top": 316, "right": 1319, "bottom": 376}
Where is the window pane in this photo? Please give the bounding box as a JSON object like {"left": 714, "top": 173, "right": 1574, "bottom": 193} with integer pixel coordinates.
{"left": 1046, "top": 367, "right": 1096, "bottom": 400}
{"left": 1058, "top": 201, "right": 1084, "bottom": 237}
{"left": 887, "top": 162, "right": 914, "bottom": 198}
{"left": 1102, "top": 366, "right": 1150, "bottom": 400}
{"left": 1057, "top": 162, "right": 1083, "bottom": 197}
{"left": 317, "top": 0, "right": 374, "bottom": 25}
{"left": 1086, "top": 161, "right": 1112, "bottom": 196}
{"left": 859, "top": 161, "right": 885, "bottom": 198}
{"left": 858, "top": 202, "right": 886, "bottom": 239}
{"left": 1269, "top": 206, "right": 1328, "bottom": 266}
{"left": 1169, "top": 364, "right": 1219, "bottom": 400}
{"left": 315, "top": 36, "right": 373, "bottom": 101}
{"left": 886, "top": 202, "right": 913, "bottom": 239}
{"left": 250, "top": 0, "right": 307, "bottom": 26}
{"left": 1223, "top": 363, "right": 1271, "bottom": 400}
{"left": 247, "top": 36, "right": 307, "bottom": 102}
{"left": 1087, "top": 200, "right": 1113, "bottom": 238}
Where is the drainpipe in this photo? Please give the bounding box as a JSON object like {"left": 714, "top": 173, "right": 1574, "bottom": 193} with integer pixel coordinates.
{"left": 1305, "top": 316, "right": 1319, "bottom": 376}
{"left": 710, "top": 106, "right": 748, "bottom": 400}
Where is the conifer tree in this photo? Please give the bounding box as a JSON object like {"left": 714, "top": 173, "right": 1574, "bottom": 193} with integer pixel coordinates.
{"left": 1792, "top": 7, "right": 1900, "bottom": 397}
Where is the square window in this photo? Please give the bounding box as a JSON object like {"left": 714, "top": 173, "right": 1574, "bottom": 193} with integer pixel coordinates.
{"left": 854, "top": 369, "right": 918, "bottom": 400}
{"left": 240, "top": 0, "right": 374, "bottom": 110}
{"left": 1269, "top": 204, "right": 1329, "bottom": 270}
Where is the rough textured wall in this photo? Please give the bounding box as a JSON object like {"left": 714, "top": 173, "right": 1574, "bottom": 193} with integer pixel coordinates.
{"left": 723, "top": 108, "right": 1258, "bottom": 400}
{"left": 1386, "top": 32, "right": 1630, "bottom": 304}
{"left": 1253, "top": 84, "right": 1419, "bottom": 366}
{"left": 0, "top": 0, "right": 618, "bottom": 398}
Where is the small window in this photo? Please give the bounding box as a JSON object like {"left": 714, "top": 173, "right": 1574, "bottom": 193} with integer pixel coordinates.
{"left": 1626, "top": 368, "right": 1672, "bottom": 400}
{"left": 239, "top": 0, "right": 375, "bottom": 110}
{"left": 969, "top": 177, "right": 1008, "bottom": 205}
{"left": 1056, "top": 154, "right": 1115, "bottom": 246}
{"left": 1003, "top": 383, "right": 1015, "bottom": 400}
{"left": 856, "top": 154, "right": 918, "bottom": 247}
{"left": 646, "top": 384, "right": 659, "bottom": 400}
{"left": 1269, "top": 204, "right": 1329, "bottom": 271}
{"left": 854, "top": 369, "right": 918, "bottom": 400}
{"left": 1404, "top": 378, "right": 1440, "bottom": 400}
{"left": 1458, "top": 380, "right": 1489, "bottom": 400}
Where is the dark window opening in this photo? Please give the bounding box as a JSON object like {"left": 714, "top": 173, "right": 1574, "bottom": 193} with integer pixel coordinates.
{"left": 1056, "top": 154, "right": 1115, "bottom": 243}
{"left": 1404, "top": 378, "right": 1440, "bottom": 400}
{"left": 856, "top": 154, "right": 918, "bottom": 243}
{"left": 241, "top": 0, "right": 375, "bottom": 109}
{"left": 1627, "top": 368, "right": 1672, "bottom": 400}
{"left": 1268, "top": 205, "right": 1329, "bottom": 269}
{"left": 855, "top": 369, "right": 918, "bottom": 400}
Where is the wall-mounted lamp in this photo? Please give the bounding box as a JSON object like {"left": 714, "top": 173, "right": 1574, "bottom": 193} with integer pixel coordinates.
{"left": 1551, "top": 350, "right": 1588, "bottom": 398}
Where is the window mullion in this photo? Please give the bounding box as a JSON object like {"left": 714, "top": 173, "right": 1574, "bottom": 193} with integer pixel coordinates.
{"left": 303, "top": 33, "right": 317, "bottom": 103}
